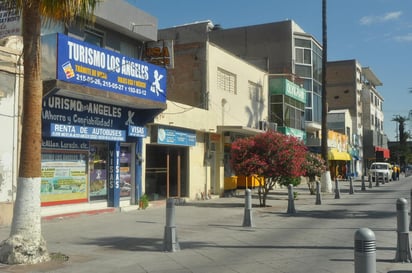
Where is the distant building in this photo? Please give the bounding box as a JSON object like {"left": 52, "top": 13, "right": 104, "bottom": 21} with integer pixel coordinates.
{"left": 327, "top": 109, "right": 357, "bottom": 176}
{"left": 326, "top": 60, "right": 388, "bottom": 175}
{"left": 361, "top": 67, "right": 389, "bottom": 164}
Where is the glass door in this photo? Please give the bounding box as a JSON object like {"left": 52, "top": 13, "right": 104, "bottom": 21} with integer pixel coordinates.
{"left": 89, "top": 142, "right": 108, "bottom": 201}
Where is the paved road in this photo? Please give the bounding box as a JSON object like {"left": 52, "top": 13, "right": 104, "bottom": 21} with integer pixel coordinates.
{"left": 0, "top": 177, "right": 411, "bottom": 273}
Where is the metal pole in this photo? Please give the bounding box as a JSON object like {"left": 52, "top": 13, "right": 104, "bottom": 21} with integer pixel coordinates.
{"left": 163, "top": 198, "right": 180, "bottom": 252}
{"left": 334, "top": 178, "right": 340, "bottom": 199}
{"left": 315, "top": 181, "right": 322, "bottom": 205}
{"left": 410, "top": 189, "right": 412, "bottom": 231}
{"left": 361, "top": 175, "right": 366, "bottom": 191}
{"left": 349, "top": 177, "right": 355, "bottom": 194}
{"left": 286, "top": 184, "right": 296, "bottom": 214}
{"left": 242, "top": 189, "right": 254, "bottom": 227}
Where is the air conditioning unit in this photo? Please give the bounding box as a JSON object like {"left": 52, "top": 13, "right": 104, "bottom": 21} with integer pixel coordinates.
{"left": 267, "top": 122, "right": 277, "bottom": 131}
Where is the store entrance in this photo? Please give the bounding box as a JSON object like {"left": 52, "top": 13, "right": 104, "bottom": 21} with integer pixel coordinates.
{"left": 89, "top": 142, "right": 108, "bottom": 201}
{"left": 119, "top": 144, "right": 134, "bottom": 199}
{"left": 145, "top": 145, "right": 188, "bottom": 200}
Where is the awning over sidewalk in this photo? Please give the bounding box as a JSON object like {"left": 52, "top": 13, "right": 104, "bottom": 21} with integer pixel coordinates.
{"left": 217, "top": 125, "right": 264, "bottom": 136}
{"left": 328, "top": 149, "right": 351, "bottom": 161}
{"left": 375, "top": 146, "right": 390, "bottom": 159}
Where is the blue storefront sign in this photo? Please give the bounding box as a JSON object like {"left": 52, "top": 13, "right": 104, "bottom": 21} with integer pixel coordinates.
{"left": 50, "top": 123, "right": 126, "bottom": 141}
{"left": 128, "top": 125, "right": 147, "bottom": 138}
{"left": 108, "top": 142, "right": 121, "bottom": 207}
{"left": 157, "top": 127, "right": 196, "bottom": 146}
{"left": 56, "top": 33, "right": 166, "bottom": 103}
{"left": 42, "top": 95, "right": 145, "bottom": 141}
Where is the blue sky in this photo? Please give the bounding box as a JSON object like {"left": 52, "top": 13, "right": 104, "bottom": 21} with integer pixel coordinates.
{"left": 131, "top": 0, "right": 412, "bottom": 141}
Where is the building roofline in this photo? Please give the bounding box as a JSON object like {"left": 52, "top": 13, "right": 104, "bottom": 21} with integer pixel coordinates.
{"left": 362, "top": 67, "right": 382, "bottom": 86}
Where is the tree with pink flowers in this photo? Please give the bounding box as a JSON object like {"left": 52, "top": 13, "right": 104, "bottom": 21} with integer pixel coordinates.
{"left": 230, "top": 131, "right": 307, "bottom": 206}
{"left": 302, "top": 152, "right": 327, "bottom": 194}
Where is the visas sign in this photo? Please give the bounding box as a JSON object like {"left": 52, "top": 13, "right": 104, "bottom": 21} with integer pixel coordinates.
{"left": 56, "top": 33, "right": 167, "bottom": 103}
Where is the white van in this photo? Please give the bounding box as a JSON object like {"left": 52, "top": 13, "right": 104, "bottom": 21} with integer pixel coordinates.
{"left": 368, "top": 162, "right": 393, "bottom": 182}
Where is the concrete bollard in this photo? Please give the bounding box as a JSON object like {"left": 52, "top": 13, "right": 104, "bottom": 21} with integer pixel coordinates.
{"left": 375, "top": 174, "right": 380, "bottom": 187}
{"left": 368, "top": 175, "right": 373, "bottom": 188}
{"left": 349, "top": 177, "right": 355, "bottom": 194}
{"left": 394, "top": 198, "right": 411, "bottom": 262}
{"left": 361, "top": 175, "right": 366, "bottom": 191}
{"left": 334, "top": 179, "right": 341, "bottom": 199}
{"left": 286, "top": 184, "right": 296, "bottom": 214}
{"left": 242, "top": 189, "right": 255, "bottom": 227}
{"left": 354, "top": 228, "right": 376, "bottom": 273}
{"left": 315, "top": 181, "right": 322, "bottom": 205}
{"left": 163, "top": 198, "right": 180, "bottom": 252}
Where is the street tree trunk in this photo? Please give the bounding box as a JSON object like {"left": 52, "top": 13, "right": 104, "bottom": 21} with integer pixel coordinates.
{"left": 0, "top": 1, "right": 50, "bottom": 264}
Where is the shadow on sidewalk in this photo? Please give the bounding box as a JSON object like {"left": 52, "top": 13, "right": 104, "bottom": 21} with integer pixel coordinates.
{"left": 265, "top": 208, "right": 396, "bottom": 220}
{"left": 79, "top": 236, "right": 163, "bottom": 252}
{"left": 183, "top": 200, "right": 244, "bottom": 208}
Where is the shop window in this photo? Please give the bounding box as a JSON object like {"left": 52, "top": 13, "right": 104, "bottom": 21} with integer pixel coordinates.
{"left": 41, "top": 152, "right": 88, "bottom": 206}
{"left": 84, "top": 27, "right": 104, "bottom": 47}
{"left": 89, "top": 142, "right": 108, "bottom": 201}
{"left": 120, "top": 145, "right": 132, "bottom": 198}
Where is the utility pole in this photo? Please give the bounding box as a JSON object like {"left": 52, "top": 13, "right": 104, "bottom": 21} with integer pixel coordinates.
{"left": 321, "top": 0, "right": 328, "bottom": 166}
{"left": 320, "top": 0, "right": 332, "bottom": 192}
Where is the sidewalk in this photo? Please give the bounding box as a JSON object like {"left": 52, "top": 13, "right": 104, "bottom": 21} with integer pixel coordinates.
{"left": 0, "top": 179, "right": 411, "bottom": 273}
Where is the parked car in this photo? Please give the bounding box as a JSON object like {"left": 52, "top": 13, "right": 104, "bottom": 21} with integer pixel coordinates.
{"left": 368, "top": 162, "right": 393, "bottom": 182}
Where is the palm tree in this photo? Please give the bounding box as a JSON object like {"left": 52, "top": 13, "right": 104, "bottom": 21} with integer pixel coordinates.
{"left": 392, "top": 115, "right": 410, "bottom": 167}
{"left": 0, "top": 0, "right": 98, "bottom": 265}
{"left": 392, "top": 115, "right": 408, "bottom": 145}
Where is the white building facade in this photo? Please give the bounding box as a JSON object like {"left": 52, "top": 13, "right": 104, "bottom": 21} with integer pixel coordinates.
{"left": 0, "top": 36, "right": 23, "bottom": 225}
{"left": 145, "top": 42, "right": 268, "bottom": 200}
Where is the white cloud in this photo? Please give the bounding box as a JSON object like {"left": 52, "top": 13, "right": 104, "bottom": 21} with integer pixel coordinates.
{"left": 383, "top": 11, "right": 402, "bottom": 21}
{"left": 394, "top": 33, "right": 412, "bottom": 42}
{"left": 360, "top": 11, "right": 402, "bottom": 25}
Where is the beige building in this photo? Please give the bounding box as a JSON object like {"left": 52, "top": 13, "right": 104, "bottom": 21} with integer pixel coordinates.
{"left": 327, "top": 60, "right": 388, "bottom": 176}
{"left": 147, "top": 41, "right": 268, "bottom": 199}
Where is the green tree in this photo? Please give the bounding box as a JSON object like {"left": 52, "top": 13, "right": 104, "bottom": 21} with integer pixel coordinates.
{"left": 0, "top": 0, "right": 98, "bottom": 265}
{"left": 230, "top": 131, "right": 307, "bottom": 207}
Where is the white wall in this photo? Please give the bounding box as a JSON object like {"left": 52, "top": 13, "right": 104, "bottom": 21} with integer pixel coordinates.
{"left": 207, "top": 42, "right": 268, "bottom": 195}
{"left": 0, "top": 37, "right": 22, "bottom": 225}
{"left": 0, "top": 39, "right": 22, "bottom": 204}
{"left": 207, "top": 43, "right": 268, "bottom": 127}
